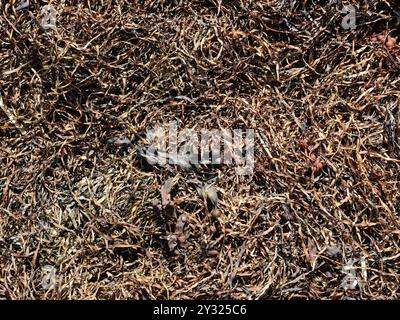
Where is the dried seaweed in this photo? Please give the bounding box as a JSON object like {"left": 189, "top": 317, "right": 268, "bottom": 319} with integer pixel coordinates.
{"left": 1, "top": 0, "right": 400, "bottom": 300}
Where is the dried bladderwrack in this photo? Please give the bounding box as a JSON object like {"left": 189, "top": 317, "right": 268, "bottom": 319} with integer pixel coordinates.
{"left": 175, "top": 214, "right": 186, "bottom": 235}
{"left": 206, "top": 250, "right": 219, "bottom": 258}
{"left": 159, "top": 178, "right": 188, "bottom": 252}
{"left": 370, "top": 32, "right": 400, "bottom": 58}
{"left": 163, "top": 215, "right": 188, "bottom": 252}
{"left": 160, "top": 178, "right": 177, "bottom": 223}
{"left": 3, "top": 0, "right": 400, "bottom": 300}
{"left": 175, "top": 215, "right": 188, "bottom": 249}
{"left": 312, "top": 158, "right": 325, "bottom": 175}
{"left": 325, "top": 245, "right": 341, "bottom": 257}
{"left": 166, "top": 234, "right": 178, "bottom": 252}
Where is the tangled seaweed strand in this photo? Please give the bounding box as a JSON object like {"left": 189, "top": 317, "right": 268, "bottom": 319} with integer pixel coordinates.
{"left": 1, "top": 0, "right": 400, "bottom": 299}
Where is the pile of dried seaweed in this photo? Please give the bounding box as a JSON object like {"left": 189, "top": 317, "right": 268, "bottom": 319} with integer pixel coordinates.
{"left": 1, "top": 0, "right": 400, "bottom": 299}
